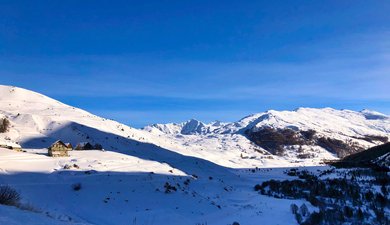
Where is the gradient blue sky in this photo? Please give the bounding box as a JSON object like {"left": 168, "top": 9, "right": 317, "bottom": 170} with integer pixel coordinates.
{"left": 1, "top": 1, "right": 390, "bottom": 127}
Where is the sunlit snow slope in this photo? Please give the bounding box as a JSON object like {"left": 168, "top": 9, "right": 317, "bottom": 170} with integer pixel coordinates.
{"left": 1, "top": 85, "right": 389, "bottom": 168}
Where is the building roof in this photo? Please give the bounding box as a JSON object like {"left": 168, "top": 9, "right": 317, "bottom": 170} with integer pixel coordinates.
{"left": 51, "top": 140, "right": 67, "bottom": 147}
{"left": 77, "top": 142, "right": 92, "bottom": 147}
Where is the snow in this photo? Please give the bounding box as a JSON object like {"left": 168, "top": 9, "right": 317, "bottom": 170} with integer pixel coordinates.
{"left": 0, "top": 85, "right": 389, "bottom": 224}
{"left": 1, "top": 85, "right": 389, "bottom": 168}
{"left": 0, "top": 148, "right": 306, "bottom": 225}
{"left": 144, "top": 108, "right": 390, "bottom": 168}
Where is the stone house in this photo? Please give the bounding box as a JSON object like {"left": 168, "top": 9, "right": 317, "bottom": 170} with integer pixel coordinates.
{"left": 75, "top": 142, "right": 94, "bottom": 150}
{"left": 48, "top": 140, "right": 70, "bottom": 157}
{"left": 65, "top": 143, "right": 73, "bottom": 150}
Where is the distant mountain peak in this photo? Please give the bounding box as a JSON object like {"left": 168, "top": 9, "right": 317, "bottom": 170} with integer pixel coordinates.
{"left": 181, "top": 119, "right": 206, "bottom": 135}
{"left": 360, "top": 109, "right": 388, "bottom": 120}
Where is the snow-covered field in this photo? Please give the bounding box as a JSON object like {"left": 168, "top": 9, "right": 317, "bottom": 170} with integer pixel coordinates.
{"left": 0, "top": 148, "right": 315, "bottom": 225}
{"left": 0, "top": 85, "right": 389, "bottom": 224}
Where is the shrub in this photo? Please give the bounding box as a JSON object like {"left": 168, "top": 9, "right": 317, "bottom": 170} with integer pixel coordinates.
{"left": 295, "top": 213, "right": 303, "bottom": 224}
{"left": 344, "top": 206, "right": 353, "bottom": 218}
{"left": 303, "top": 211, "right": 323, "bottom": 225}
{"left": 164, "top": 182, "right": 177, "bottom": 193}
{"left": 0, "top": 185, "right": 21, "bottom": 206}
{"left": 300, "top": 204, "right": 309, "bottom": 217}
{"left": 72, "top": 183, "right": 82, "bottom": 191}
{"left": 0, "top": 118, "right": 10, "bottom": 133}
{"left": 290, "top": 203, "right": 299, "bottom": 214}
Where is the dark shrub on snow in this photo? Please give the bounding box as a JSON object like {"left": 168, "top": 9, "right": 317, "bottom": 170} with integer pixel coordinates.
{"left": 0, "top": 185, "right": 21, "bottom": 206}
{"left": 72, "top": 183, "right": 82, "bottom": 191}
{"left": 0, "top": 118, "right": 10, "bottom": 133}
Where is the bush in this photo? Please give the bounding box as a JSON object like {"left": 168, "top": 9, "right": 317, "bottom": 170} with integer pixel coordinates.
{"left": 0, "top": 118, "right": 10, "bottom": 133}
{"left": 303, "top": 211, "right": 323, "bottom": 225}
{"left": 72, "top": 183, "right": 82, "bottom": 191}
{"left": 164, "top": 182, "right": 177, "bottom": 193}
{"left": 290, "top": 203, "right": 299, "bottom": 214}
{"left": 344, "top": 206, "right": 353, "bottom": 218}
{"left": 300, "top": 204, "right": 309, "bottom": 217}
{"left": 295, "top": 213, "right": 303, "bottom": 224}
{"left": 0, "top": 185, "right": 21, "bottom": 206}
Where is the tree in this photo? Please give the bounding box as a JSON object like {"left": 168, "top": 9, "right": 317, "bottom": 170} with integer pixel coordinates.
{"left": 291, "top": 203, "right": 299, "bottom": 214}
{"left": 300, "top": 203, "right": 309, "bottom": 217}
{"left": 343, "top": 206, "right": 353, "bottom": 218}
{"left": 0, "top": 118, "right": 10, "bottom": 133}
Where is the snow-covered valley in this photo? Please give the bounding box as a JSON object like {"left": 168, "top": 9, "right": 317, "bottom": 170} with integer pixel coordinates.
{"left": 0, "top": 85, "right": 389, "bottom": 225}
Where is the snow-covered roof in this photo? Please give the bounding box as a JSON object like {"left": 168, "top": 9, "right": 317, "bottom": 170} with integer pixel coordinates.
{"left": 0, "top": 141, "right": 21, "bottom": 148}
{"left": 51, "top": 140, "right": 67, "bottom": 147}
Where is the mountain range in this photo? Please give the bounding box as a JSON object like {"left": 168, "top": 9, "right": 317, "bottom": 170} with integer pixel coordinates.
{"left": 0, "top": 85, "right": 389, "bottom": 225}
{"left": 1, "top": 85, "right": 390, "bottom": 168}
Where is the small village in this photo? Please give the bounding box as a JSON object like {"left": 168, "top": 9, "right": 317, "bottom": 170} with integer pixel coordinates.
{"left": 0, "top": 140, "right": 103, "bottom": 157}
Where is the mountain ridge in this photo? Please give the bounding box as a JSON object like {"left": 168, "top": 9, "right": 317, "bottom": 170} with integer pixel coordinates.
{"left": 1, "top": 85, "right": 389, "bottom": 167}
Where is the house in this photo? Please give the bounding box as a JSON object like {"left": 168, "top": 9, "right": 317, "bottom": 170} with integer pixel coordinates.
{"left": 48, "top": 140, "right": 69, "bottom": 157}
{"left": 75, "top": 142, "right": 103, "bottom": 150}
{"left": 75, "top": 142, "right": 94, "bottom": 150}
{"left": 0, "top": 141, "right": 22, "bottom": 151}
{"left": 65, "top": 143, "right": 73, "bottom": 150}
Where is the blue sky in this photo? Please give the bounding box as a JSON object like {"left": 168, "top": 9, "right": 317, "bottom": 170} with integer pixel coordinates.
{"left": 1, "top": 1, "right": 390, "bottom": 127}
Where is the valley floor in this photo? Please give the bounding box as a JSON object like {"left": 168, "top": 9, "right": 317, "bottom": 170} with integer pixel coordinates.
{"left": 0, "top": 148, "right": 324, "bottom": 225}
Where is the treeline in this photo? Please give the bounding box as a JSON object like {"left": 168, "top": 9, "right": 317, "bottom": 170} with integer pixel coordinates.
{"left": 254, "top": 169, "right": 389, "bottom": 224}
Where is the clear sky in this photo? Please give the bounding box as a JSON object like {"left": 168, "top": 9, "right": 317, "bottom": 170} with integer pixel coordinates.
{"left": 1, "top": 1, "right": 390, "bottom": 127}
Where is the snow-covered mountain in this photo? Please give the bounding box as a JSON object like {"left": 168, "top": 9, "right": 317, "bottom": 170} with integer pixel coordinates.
{"left": 146, "top": 108, "right": 390, "bottom": 138}
{"left": 145, "top": 107, "right": 390, "bottom": 160}
{"left": 1, "top": 85, "right": 390, "bottom": 168}
{"left": 143, "top": 119, "right": 228, "bottom": 135}
{"left": 0, "top": 85, "right": 150, "bottom": 150}
{"left": 1, "top": 85, "right": 389, "bottom": 225}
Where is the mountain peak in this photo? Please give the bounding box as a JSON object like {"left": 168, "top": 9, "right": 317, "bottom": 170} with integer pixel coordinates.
{"left": 181, "top": 119, "right": 206, "bottom": 135}
{"left": 360, "top": 109, "right": 388, "bottom": 120}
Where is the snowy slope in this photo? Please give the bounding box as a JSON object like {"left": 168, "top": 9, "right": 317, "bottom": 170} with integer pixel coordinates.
{"left": 146, "top": 108, "right": 390, "bottom": 141}
{"left": 0, "top": 86, "right": 326, "bottom": 168}
{"left": 0, "top": 85, "right": 150, "bottom": 151}
{"left": 0, "top": 85, "right": 288, "bottom": 168}
{"left": 1, "top": 85, "right": 389, "bottom": 168}
{"left": 0, "top": 85, "right": 389, "bottom": 225}
{"left": 0, "top": 147, "right": 308, "bottom": 225}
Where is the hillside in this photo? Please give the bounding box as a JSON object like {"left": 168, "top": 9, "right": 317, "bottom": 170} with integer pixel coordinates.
{"left": 0, "top": 85, "right": 389, "bottom": 224}
{"left": 0, "top": 85, "right": 305, "bottom": 168}
{"left": 331, "top": 142, "right": 390, "bottom": 169}
{"left": 1, "top": 85, "right": 389, "bottom": 168}
{"left": 144, "top": 107, "right": 390, "bottom": 164}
